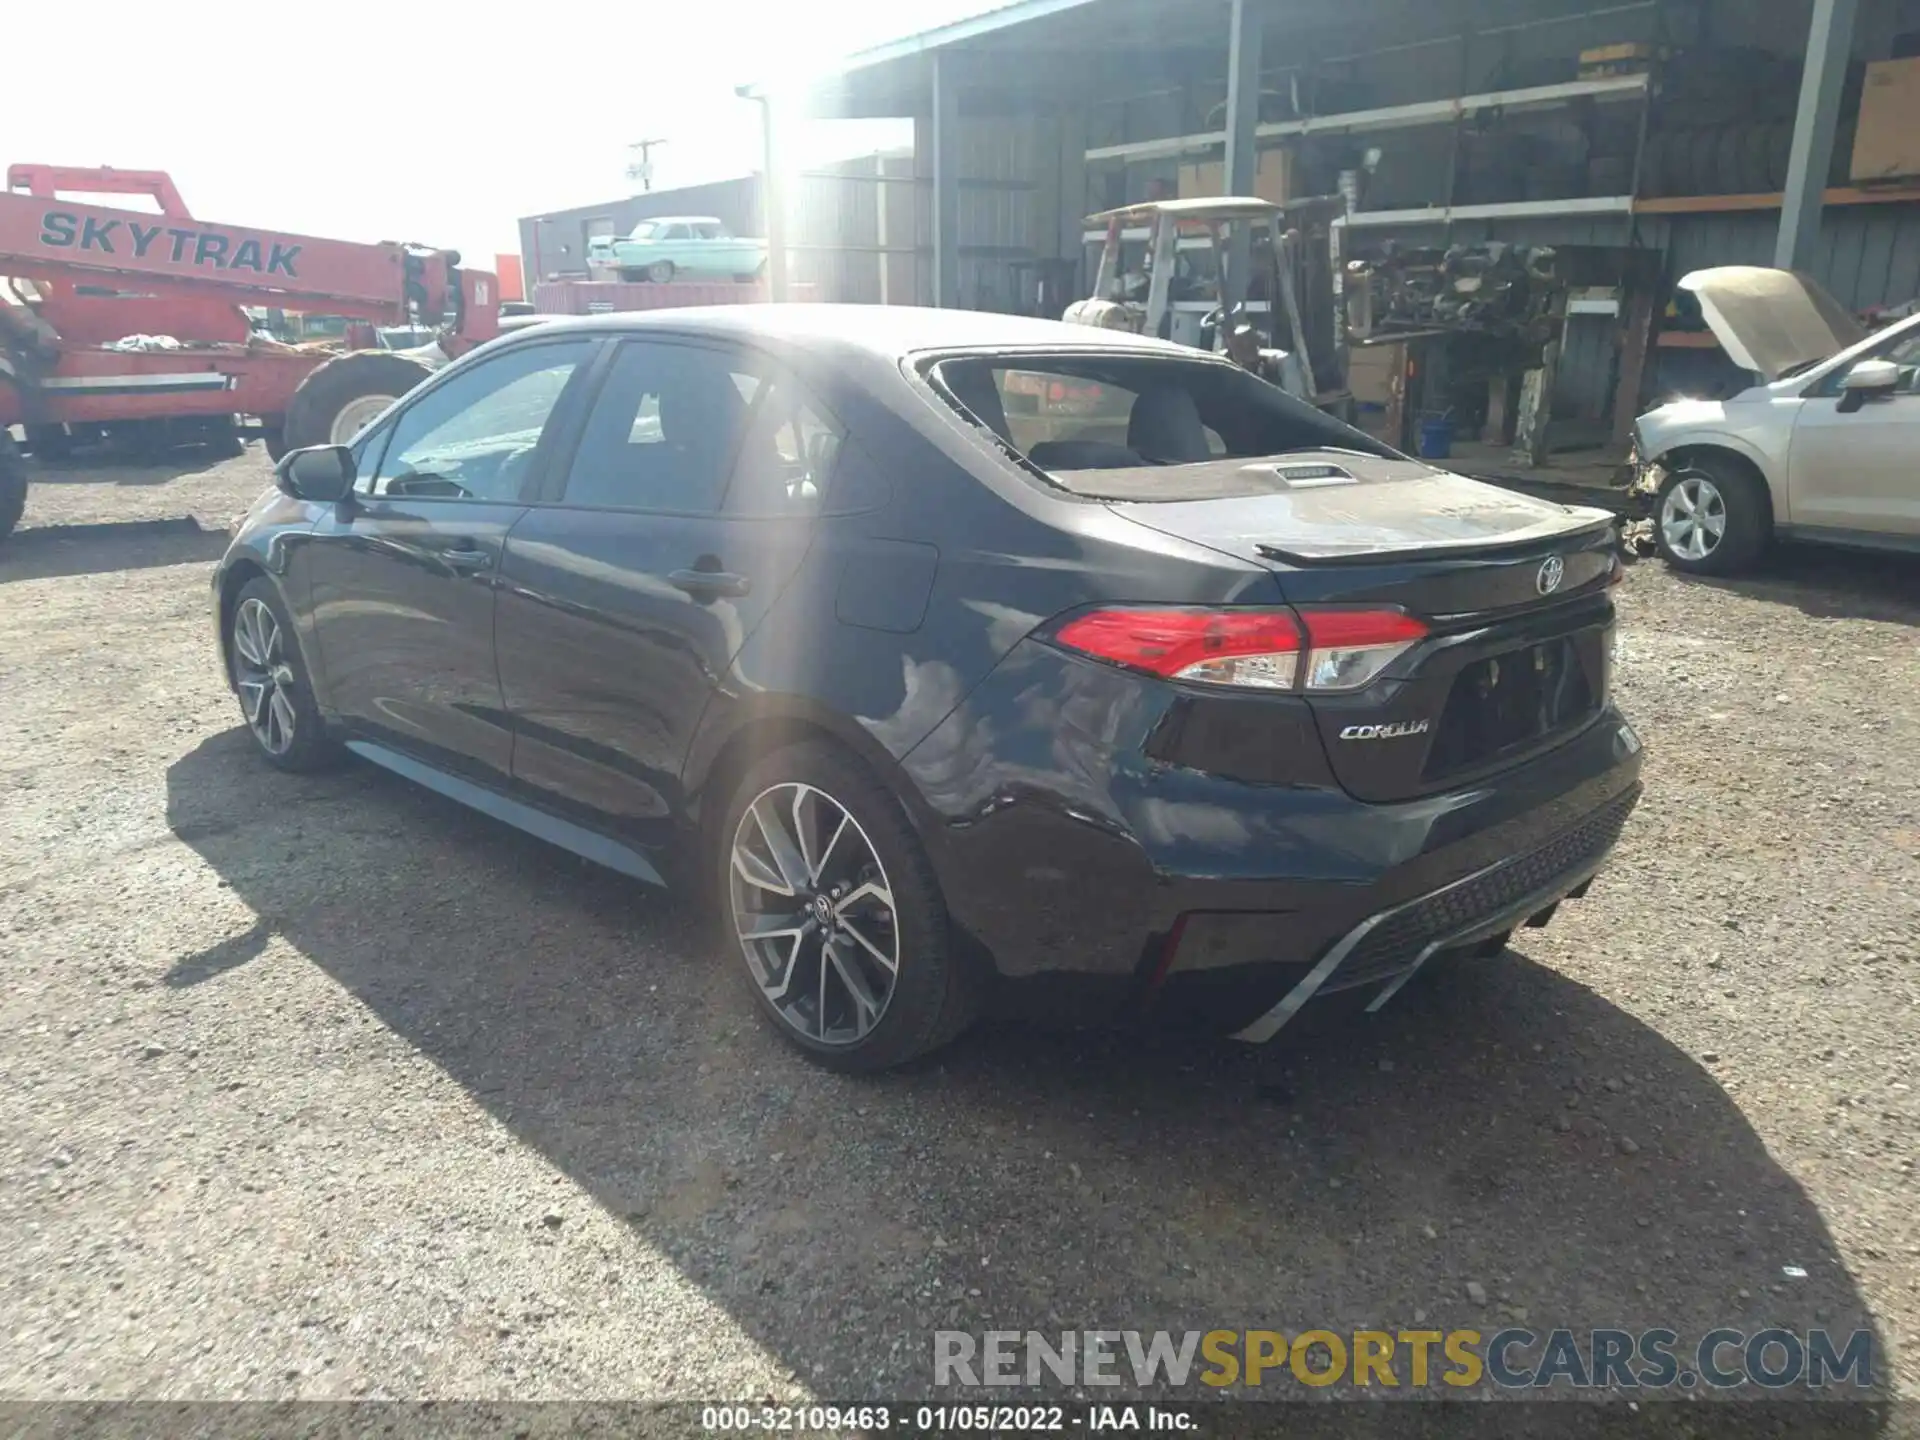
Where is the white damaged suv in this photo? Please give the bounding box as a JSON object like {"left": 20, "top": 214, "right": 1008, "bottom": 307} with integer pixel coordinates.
{"left": 1633, "top": 266, "right": 1920, "bottom": 574}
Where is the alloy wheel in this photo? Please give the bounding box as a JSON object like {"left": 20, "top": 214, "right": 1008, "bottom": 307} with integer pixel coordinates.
{"left": 231, "top": 597, "right": 298, "bottom": 756}
{"left": 729, "top": 782, "right": 900, "bottom": 1047}
{"left": 1660, "top": 474, "right": 1727, "bottom": 561}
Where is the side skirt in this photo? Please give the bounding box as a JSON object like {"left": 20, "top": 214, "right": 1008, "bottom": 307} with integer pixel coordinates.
{"left": 346, "top": 740, "right": 667, "bottom": 888}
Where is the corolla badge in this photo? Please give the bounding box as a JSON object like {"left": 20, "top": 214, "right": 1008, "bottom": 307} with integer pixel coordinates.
{"left": 1340, "top": 720, "right": 1431, "bottom": 741}
{"left": 1537, "top": 554, "right": 1566, "bottom": 595}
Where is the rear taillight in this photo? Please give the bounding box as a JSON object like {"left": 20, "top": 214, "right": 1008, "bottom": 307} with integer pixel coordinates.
{"left": 1297, "top": 609, "right": 1428, "bottom": 691}
{"left": 1052, "top": 606, "right": 1427, "bottom": 692}
{"left": 1053, "top": 608, "right": 1303, "bottom": 689}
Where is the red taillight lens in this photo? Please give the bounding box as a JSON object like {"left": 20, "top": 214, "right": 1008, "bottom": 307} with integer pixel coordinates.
{"left": 1053, "top": 608, "right": 1303, "bottom": 690}
{"left": 1052, "top": 606, "right": 1427, "bottom": 692}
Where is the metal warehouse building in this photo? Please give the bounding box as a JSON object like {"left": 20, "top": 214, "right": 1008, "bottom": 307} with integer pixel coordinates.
{"left": 532, "top": 0, "right": 1920, "bottom": 462}
{"left": 754, "top": 0, "right": 1920, "bottom": 447}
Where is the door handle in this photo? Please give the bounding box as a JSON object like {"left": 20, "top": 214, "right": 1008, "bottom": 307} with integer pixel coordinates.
{"left": 670, "top": 568, "right": 751, "bottom": 599}
{"left": 441, "top": 544, "right": 492, "bottom": 574}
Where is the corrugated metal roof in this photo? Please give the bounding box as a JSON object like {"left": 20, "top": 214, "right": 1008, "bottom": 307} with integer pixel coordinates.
{"left": 739, "top": 0, "right": 1107, "bottom": 99}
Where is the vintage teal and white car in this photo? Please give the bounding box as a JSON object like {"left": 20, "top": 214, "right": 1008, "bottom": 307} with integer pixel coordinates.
{"left": 588, "top": 216, "right": 768, "bottom": 283}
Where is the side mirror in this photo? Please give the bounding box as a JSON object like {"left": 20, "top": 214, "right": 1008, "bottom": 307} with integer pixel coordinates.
{"left": 275, "top": 445, "right": 355, "bottom": 503}
{"left": 1836, "top": 358, "right": 1902, "bottom": 414}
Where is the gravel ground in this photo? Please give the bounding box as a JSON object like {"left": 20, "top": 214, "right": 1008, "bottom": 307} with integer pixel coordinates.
{"left": 1, "top": 452, "right": 1916, "bottom": 1411}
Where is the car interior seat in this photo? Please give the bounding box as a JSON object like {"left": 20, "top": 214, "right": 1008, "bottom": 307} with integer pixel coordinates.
{"left": 1126, "top": 386, "right": 1213, "bottom": 464}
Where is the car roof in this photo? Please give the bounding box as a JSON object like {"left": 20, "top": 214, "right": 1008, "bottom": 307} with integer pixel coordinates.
{"left": 496, "top": 304, "right": 1203, "bottom": 363}
{"left": 638, "top": 216, "right": 723, "bottom": 225}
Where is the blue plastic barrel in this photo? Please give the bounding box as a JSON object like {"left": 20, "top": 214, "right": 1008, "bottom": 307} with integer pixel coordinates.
{"left": 1417, "top": 416, "right": 1454, "bottom": 460}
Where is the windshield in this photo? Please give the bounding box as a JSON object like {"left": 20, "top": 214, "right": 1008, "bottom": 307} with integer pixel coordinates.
{"left": 931, "top": 353, "right": 1394, "bottom": 499}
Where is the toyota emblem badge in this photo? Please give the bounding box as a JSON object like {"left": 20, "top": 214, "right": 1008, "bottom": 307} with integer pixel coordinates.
{"left": 1537, "top": 555, "right": 1565, "bottom": 595}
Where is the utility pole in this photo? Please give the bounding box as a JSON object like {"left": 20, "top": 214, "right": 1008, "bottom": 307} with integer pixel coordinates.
{"left": 626, "top": 138, "right": 668, "bottom": 195}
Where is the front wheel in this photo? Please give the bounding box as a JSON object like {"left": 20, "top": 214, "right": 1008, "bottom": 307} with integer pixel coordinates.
{"left": 716, "top": 741, "right": 978, "bottom": 1072}
{"left": 1654, "top": 459, "right": 1770, "bottom": 575}
{"left": 227, "top": 578, "right": 340, "bottom": 772}
{"left": 0, "top": 433, "right": 27, "bottom": 543}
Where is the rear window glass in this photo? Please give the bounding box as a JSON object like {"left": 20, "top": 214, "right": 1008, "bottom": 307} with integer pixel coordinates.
{"left": 930, "top": 354, "right": 1393, "bottom": 500}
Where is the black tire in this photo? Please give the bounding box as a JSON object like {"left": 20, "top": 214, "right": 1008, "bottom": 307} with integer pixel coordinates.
{"left": 0, "top": 433, "right": 27, "bottom": 543}
{"left": 24, "top": 423, "right": 73, "bottom": 462}
{"left": 645, "top": 260, "right": 675, "bottom": 284}
{"left": 1714, "top": 124, "right": 1746, "bottom": 196}
{"left": 1741, "top": 124, "right": 1774, "bottom": 195}
{"left": 226, "top": 576, "right": 341, "bottom": 773}
{"left": 282, "top": 351, "right": 433, "bottom": 452}
{"left": 1765, "top": 121, "right": 1795, "bottom": 190}
{"left": 1653, "top": 457, "right": 1770, "bottom": 575}
{"left": 714, "top": 739, "right": 979, "bottom": 1073}
{"left": 262, "top": 426, "right": 289, "bottom": 463}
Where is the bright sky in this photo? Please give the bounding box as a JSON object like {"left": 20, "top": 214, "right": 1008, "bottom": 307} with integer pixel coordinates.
{"left": 11, "top": 1, "right": 1003, "bottom": 264}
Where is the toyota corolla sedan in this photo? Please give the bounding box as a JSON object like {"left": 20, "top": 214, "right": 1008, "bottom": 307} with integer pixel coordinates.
{"left": 212, "top": 306, "right": 1643, "bottom": 1072}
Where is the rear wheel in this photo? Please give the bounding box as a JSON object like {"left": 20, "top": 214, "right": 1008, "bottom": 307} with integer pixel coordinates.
{"left": 716, "top": 740, "right": 978, "bottom": 1072}
{"left": 645, "top": 260, "right": 676, "bottom": 284}
{"left": 282, "top": 351, "right": 433, "bottom": 451}
{"left": 0, "top": 434, "right": 27, "bottom": 543}
{"left": 1654, "top": 457, "right": 1770, "bottom": 575}
{"left": 206, "top": 419, "right": 245, "bottom": 459}
{"left": 24, "top": 424, "right": 72, "bottom": 462}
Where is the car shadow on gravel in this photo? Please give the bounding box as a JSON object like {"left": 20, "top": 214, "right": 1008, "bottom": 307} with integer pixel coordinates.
{"left": 1674, "top": 546, "right": 1920, "bottom": 627}
{"left": 164, "top": 730, "right": 1890, "bottom": 1424}
{"left": 0, "top": 518, "right": 229, "bottom": 583}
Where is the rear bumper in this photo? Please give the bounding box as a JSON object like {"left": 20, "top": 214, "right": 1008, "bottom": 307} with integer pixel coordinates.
{"left": 900, "top": 639, "right": 1644, "bottom": 1034}
{"left": 1227, "top": 784, "right": 1637, "bottom": 1041}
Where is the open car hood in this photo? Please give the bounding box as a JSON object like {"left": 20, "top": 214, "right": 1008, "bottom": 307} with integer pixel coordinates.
{"left": 1677, "top": 266, "right": 1866, "bottom": 380}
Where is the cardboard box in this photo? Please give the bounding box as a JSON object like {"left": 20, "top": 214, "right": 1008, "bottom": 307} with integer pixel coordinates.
{"left": 1578, "top": 42, "right": 1654, "bottom": 78}
{"left": 1178, "top": 148, "right": 1291, "bottom": 202}
{"left": 1852, "top": 57, "right": 1920, "bottom": 183}
{"left": 1579, "top": 42, "right": 1653, "bottom": 64}
{"left": 1346, "top": 342, "right": 1404, "bottom": 407}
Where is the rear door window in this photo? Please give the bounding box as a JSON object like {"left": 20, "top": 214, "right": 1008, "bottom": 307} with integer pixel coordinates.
{"left": 558, "top": 341, "right": 746, "bottom": 513}
{"left": 724, "top": 369, "right": 843, "bottom": 516}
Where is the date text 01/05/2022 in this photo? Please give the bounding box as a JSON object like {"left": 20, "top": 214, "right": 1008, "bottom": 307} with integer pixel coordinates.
{"left": 700, "top": 1405, "right": 1194, "bottom": 1432}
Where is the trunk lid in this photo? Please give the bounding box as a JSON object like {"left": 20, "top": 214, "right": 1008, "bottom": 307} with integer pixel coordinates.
{"left": 1101, "top": 452, "right": 1619, "bottom": 802}
{"left": 1093, "top": 451, "right": 1607, "bottom": 563}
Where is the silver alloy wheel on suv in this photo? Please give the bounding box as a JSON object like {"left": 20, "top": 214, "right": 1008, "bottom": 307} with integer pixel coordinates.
{"left": 1659, "top": 473, "right": 1728, "bottom": 561}
{"left": 729, "top": 782, "right": 900, "bottom": 1046}
{"left": 231, "top": 596, "right": 298, "bottom": 756}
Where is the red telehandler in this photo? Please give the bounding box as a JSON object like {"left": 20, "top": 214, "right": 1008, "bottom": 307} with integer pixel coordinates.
{"left": 0, "top": 164, "right": 499, "bottom": 541}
